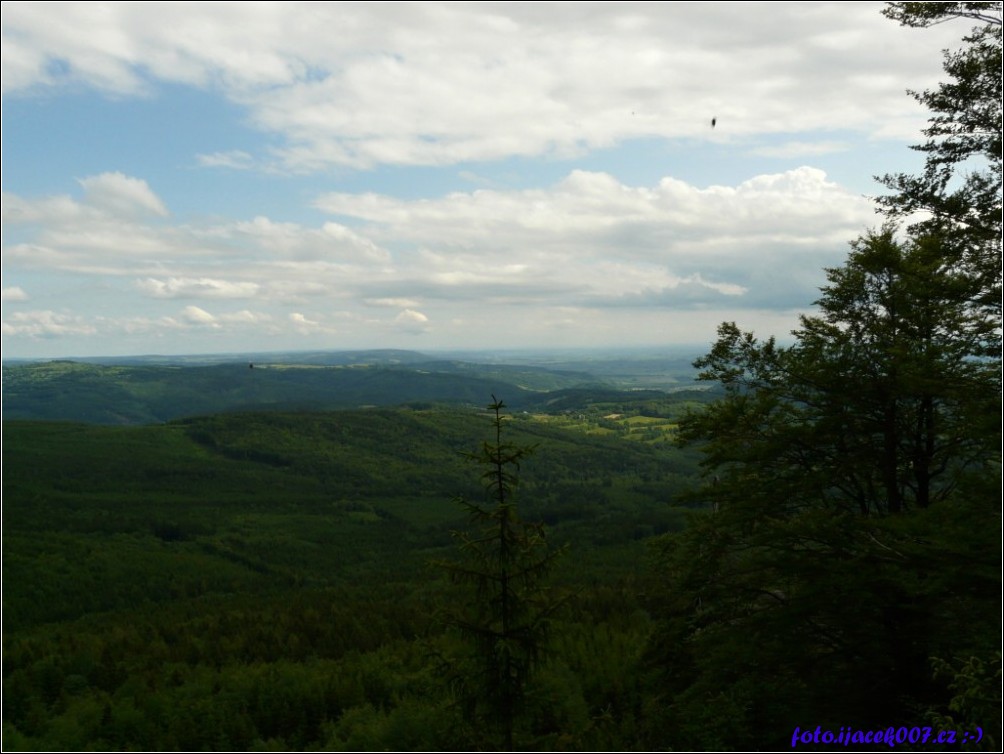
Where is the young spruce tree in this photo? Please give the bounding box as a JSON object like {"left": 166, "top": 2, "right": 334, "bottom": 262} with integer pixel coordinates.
{"left": 437, "top": 396, "right": 565, "bottom": 751}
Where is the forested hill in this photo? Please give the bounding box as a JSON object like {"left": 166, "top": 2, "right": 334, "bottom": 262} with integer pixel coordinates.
{"left": 2, "top": 405, "right": 703, "bottom": 750}
{"left": 1, "top": 355, "right": 701, "bottom": 424}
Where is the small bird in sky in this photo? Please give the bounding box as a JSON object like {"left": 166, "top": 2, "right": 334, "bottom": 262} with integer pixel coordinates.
{"left": 711, "top": 117, "right": 717, "bottom": 128}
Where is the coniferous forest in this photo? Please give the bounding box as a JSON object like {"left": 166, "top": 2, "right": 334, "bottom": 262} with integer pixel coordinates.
{"left": 2, "top": 3, "right": 1001, "bottom": 751}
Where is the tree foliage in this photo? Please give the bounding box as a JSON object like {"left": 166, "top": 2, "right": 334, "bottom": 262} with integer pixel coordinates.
{"left": 684, "top": 227, "right": 997, "bottom": 518}
{"left": 644, "top": 4, "right": 1002, "bottom": 749}
{"left": 644, "top": 230, "right": 1000, "bottom": 747}
{"left": 3, "top": 402, "right": 680, "bottom": 751}
{"left": 436, "top": 396, "right": 566, "bottom": 750}
{"left": 878, "top": 2, "right": 1002, "bottom": 338}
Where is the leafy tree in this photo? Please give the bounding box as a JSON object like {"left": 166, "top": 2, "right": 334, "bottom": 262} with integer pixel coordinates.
{"left": 643, "top": 228, "right": 1000, "bottom": 748}
{"left": 436, "top": 396, "right": 565, "bottom": 750}
{"left": 683, "top": 227, "right": 996, "bottom": 518}
{"left": 877, "top": 2, "right": 1002, "bottom": 347}
{"left": 643, "top": 4, "right": 1002, "bottom": 748}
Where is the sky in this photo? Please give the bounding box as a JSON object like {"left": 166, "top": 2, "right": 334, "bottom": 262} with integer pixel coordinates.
{"left": 0, "top": 1, "right": 973, "bottom": 359}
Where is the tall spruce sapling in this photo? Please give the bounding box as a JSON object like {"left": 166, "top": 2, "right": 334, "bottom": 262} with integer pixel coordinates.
{"left": 436, "top": 395, "right": 565, "bottom": 750}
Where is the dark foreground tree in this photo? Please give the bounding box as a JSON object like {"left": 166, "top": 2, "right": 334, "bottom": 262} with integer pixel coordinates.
{"left": 643, "top": 4, "right": 1002, "bottom": 749}
{"left": 643, "top": 228, "right": 1000, "bottom": 749}
{"left": 682, "top": 227, "right": 996, "bottom": 518}
{"left": 436, "top": 396, "right": 565, "bottom": 750}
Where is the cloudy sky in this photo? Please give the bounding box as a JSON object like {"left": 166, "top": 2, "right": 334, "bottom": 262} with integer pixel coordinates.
{"left": 1, "top": 1, "right": 970, "bottom": 358}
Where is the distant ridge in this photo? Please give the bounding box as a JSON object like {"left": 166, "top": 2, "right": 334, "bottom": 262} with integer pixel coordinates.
{"left": 2, "top": 349, "right": 703, "bottom": 424}
{"left": 2, "top": 348, "right": 435, "bottom": 368}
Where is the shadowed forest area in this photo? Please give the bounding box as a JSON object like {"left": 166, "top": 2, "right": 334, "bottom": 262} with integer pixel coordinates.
{"left": 2, "top": 2, "right": 1001, "bottom": 751}
{"left": 3, "top": 401, "right": 706, "bottom": 750}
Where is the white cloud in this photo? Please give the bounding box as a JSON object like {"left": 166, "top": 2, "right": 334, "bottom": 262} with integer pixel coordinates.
{"left": 227, "top": 216, "right": 390, "bottom": 262}
{"left": 78, "top": 172, "right": 169, "bottom": 217}
{"left": 1, "top": 310, "right": 96, "bottom": 337}
{"left": 318, "top": 167, "right": 874, "bottom": 288}
{"left": 0, "top": 27, "right": 50, "bottom": 93}
{"left": 180, "top": 305, "right": 218, "bottom": 326}
{"left": 365, "top": 297, "right": 421, "bottom": 308}
{"left": 289, "top": 311, "right": 336, "bottom": 335}
{"left": 136, "top": 277, "right": 260, "bottom": 299}
{"left": 394, "top": 308, "right": 430, "bottom": 335}
{"left": 220, "top": 309, "right": 271, "bottom": 324}
{"left": 2, "top": 166, "right": 876, "bottom": 334}
{"left": 6, "top": 2, "right": 979, "bottom": 358}
{"left": 318, "top": 166, "right": 870, "bottom": 247}
{"left": 2, "top": 176, "right": 175, "bottom": 279}
{"left": 196, "top": 150, "right": 256, "bottom": 170}
{"left": 2, "top": 191, "right": 87, "bottom": 225}
{"left": 1, "top": 287, "right": 29, "bottom": 301}
{"left": 2, "top": 3, "right": 967, "bottom": 169}
{"left": 1, "top": 2, "right": 300, "bottom": 95}
{"left": 1, "top": 180, "right": 392, "bottom": 287}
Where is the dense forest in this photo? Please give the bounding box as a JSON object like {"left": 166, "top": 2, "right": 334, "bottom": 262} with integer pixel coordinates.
{"left": 3, "top": 400, "right": 706, "bottom": 750}
{"left": 3, "top": 3, "right": 1001, "bottom": 751}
